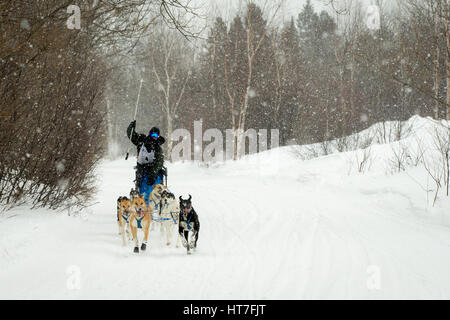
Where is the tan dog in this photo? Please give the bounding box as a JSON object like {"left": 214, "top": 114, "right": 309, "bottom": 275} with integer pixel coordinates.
{"left": 129, "top": 193, "right": 151, "bottom": 253}
{"left": 149, "top": 184, "right": 167, "bottom": 206}
{"left": 128, "top": 184, "right": 167, "bottom": 253}
{"left": 117, "top": 196, "right": 132, "bottom": 246}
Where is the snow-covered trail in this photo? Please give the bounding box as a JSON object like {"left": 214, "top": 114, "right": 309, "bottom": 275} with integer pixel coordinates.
{"left": 1, "top": 148, "right": 450, "bottom": 299}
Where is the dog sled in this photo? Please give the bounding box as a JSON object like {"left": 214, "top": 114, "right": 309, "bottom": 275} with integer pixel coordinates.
{"left": 133, "top": 166, "right": 167, "bottom": 202}
{"left": 120, "top": 159, "right": 198, "bottom": 254}
{"left": 133, "top": 166, "right": 177, "bottom": 223}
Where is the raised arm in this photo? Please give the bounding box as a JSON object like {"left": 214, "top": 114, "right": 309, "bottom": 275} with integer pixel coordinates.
{"left": 127, "top": 121, "right": 141, "bottom": 146}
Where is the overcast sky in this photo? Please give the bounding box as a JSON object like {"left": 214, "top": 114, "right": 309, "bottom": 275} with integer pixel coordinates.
{"left": 195, "top": 0, "right": 327, "bottom": 23}
{"left": 186, "top": 0, "right": 331, "bottom": 36}
{"left": 192, "top": 0, "right": 380, "bottom": 21}
{"left": 185, "top": 0, "right": 381, "bottom": 38}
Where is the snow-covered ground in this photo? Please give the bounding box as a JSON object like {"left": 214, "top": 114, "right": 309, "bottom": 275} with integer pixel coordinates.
{"left": 1, "top": 116, "right": 450, "bottom": 299}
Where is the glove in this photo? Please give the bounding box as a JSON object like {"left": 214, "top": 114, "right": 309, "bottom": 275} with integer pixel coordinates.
{"left": 130, "top": 120, "right": 136, "bottom": 128}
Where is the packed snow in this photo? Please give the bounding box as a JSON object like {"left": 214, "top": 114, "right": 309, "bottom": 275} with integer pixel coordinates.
{"left": 0, "top": 116, "right": 449, "bottom": 299}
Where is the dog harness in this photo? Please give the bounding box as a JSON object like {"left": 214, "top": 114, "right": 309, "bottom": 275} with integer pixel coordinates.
{"left": 163, "top": 201, "right": 178, "bottom": 224}
{"left": 153, "top": 193, "right": 178, "bottom": 224}
{"left": 151, "top": 212, "right": 177, "bottom": 224}
{"left": 122, "top": 215, "right": 129, "bottom": 223}
{"left": 186, "top": 214, "right": 192, "bottom": 230}
{"left": 153, "top": 216, "right": 171, "bottom": 222}
{"left": 136, "top": 216, "right": 144, "bottom": 229}
{"left": 170, "top": 212, "right": 177, "bottom": 224}
{"left": 145, "top": 199, "right": 159, "bottom": 214}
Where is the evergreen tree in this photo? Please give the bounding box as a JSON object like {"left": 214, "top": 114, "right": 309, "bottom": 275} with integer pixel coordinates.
{"left": 201, "top": 17, "right": 229, "bottom": 130}
{"left": 297, "top": 0, "right": 320, "bottom": 51}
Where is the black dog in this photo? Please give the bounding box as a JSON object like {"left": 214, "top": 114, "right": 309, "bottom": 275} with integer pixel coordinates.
{"left": 178, "top": 195, "right": 200, "bottom": 254}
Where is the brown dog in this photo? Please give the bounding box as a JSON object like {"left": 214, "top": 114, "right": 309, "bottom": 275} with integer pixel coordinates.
{"left": 148, "top": 184, "right": 167, "bottom": 209}
{"left": 117, "top": 196, "right": 132, "bottom": 246}
{"left": 129, "top": 194, "right": 151, "bottom": 253}
{"left": 128, "top": 184, "right": 167, "bottom": 253}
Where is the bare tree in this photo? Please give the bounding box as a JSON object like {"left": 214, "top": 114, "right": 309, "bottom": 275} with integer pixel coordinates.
{"left": 432, "top": 124, "right": 450, "bottom": 196}
{"left": 0, "top": 0, "right": 200, "bottom": 210}
{"left": 145, "top": 24, "right": 194, "bottom": 157}
{"left": 442, "top": 0, "right": 450, "bottom": 120}
{"left": 223, "top": 1, "right": 284, "bottom": 160}
{"left": 389, "top": 143, "right": 411, "bottom": 173}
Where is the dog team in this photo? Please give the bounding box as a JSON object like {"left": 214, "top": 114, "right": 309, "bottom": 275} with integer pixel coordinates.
{"left": 116, "top": 184, "right": 200, "bottom": 255}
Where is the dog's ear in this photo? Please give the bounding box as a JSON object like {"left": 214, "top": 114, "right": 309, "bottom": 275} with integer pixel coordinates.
{"left": 188, "top": 194, "right": 192, "bottom": 202}
{"left": 179, "top": 196, "right": 183, "bottom": 202}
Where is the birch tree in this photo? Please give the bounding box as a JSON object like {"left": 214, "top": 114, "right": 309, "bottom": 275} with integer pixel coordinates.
{"left": 442, "top": 0, "right": 450, "bottom": 120}
{"left": 146, "top": 25, "right": 194, "bottom": 157}
{"left": 224, "top": 1, "right": 283, "bottom": 159}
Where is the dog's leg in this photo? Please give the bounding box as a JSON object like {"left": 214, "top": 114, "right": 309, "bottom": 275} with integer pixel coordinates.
{"left": 194, "top": 222, "right": 199, "bottom": 249}
{"left": 193, "top": 230, "right": 199, "bottom": 249}
{"left": 188, "top": 231, "right": 197, "bottom": 250}
{"left": 126, "top": 223, "right": 131, "bottom": 241}
{"left": 178, "top": 224, "right": 187, "bottom": 249}
{"left": 184, "top": 230, "right": 191, "bottom": 254}
{"left": 120, "top": 220, "right": 127, "bottom": 247}
{"left": 165, "top": 223, "right": 171, "bottom": 246}
{"left": 168, "top": 223, "right": 174, "bottom": 246}
{"left": 130, "top": 224, "right": 139, "bottom": 253}
{"left": 161, "top": 222, "right": 167, "bottom": 245}
{"left": 117, "top": 205, "right": 121, "bottom": 235}
{"left": 116, "top": 202, "right": 120, "bottom": 234}
{"left": 141, "top": 223, "right": 149, "bottom": 251}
